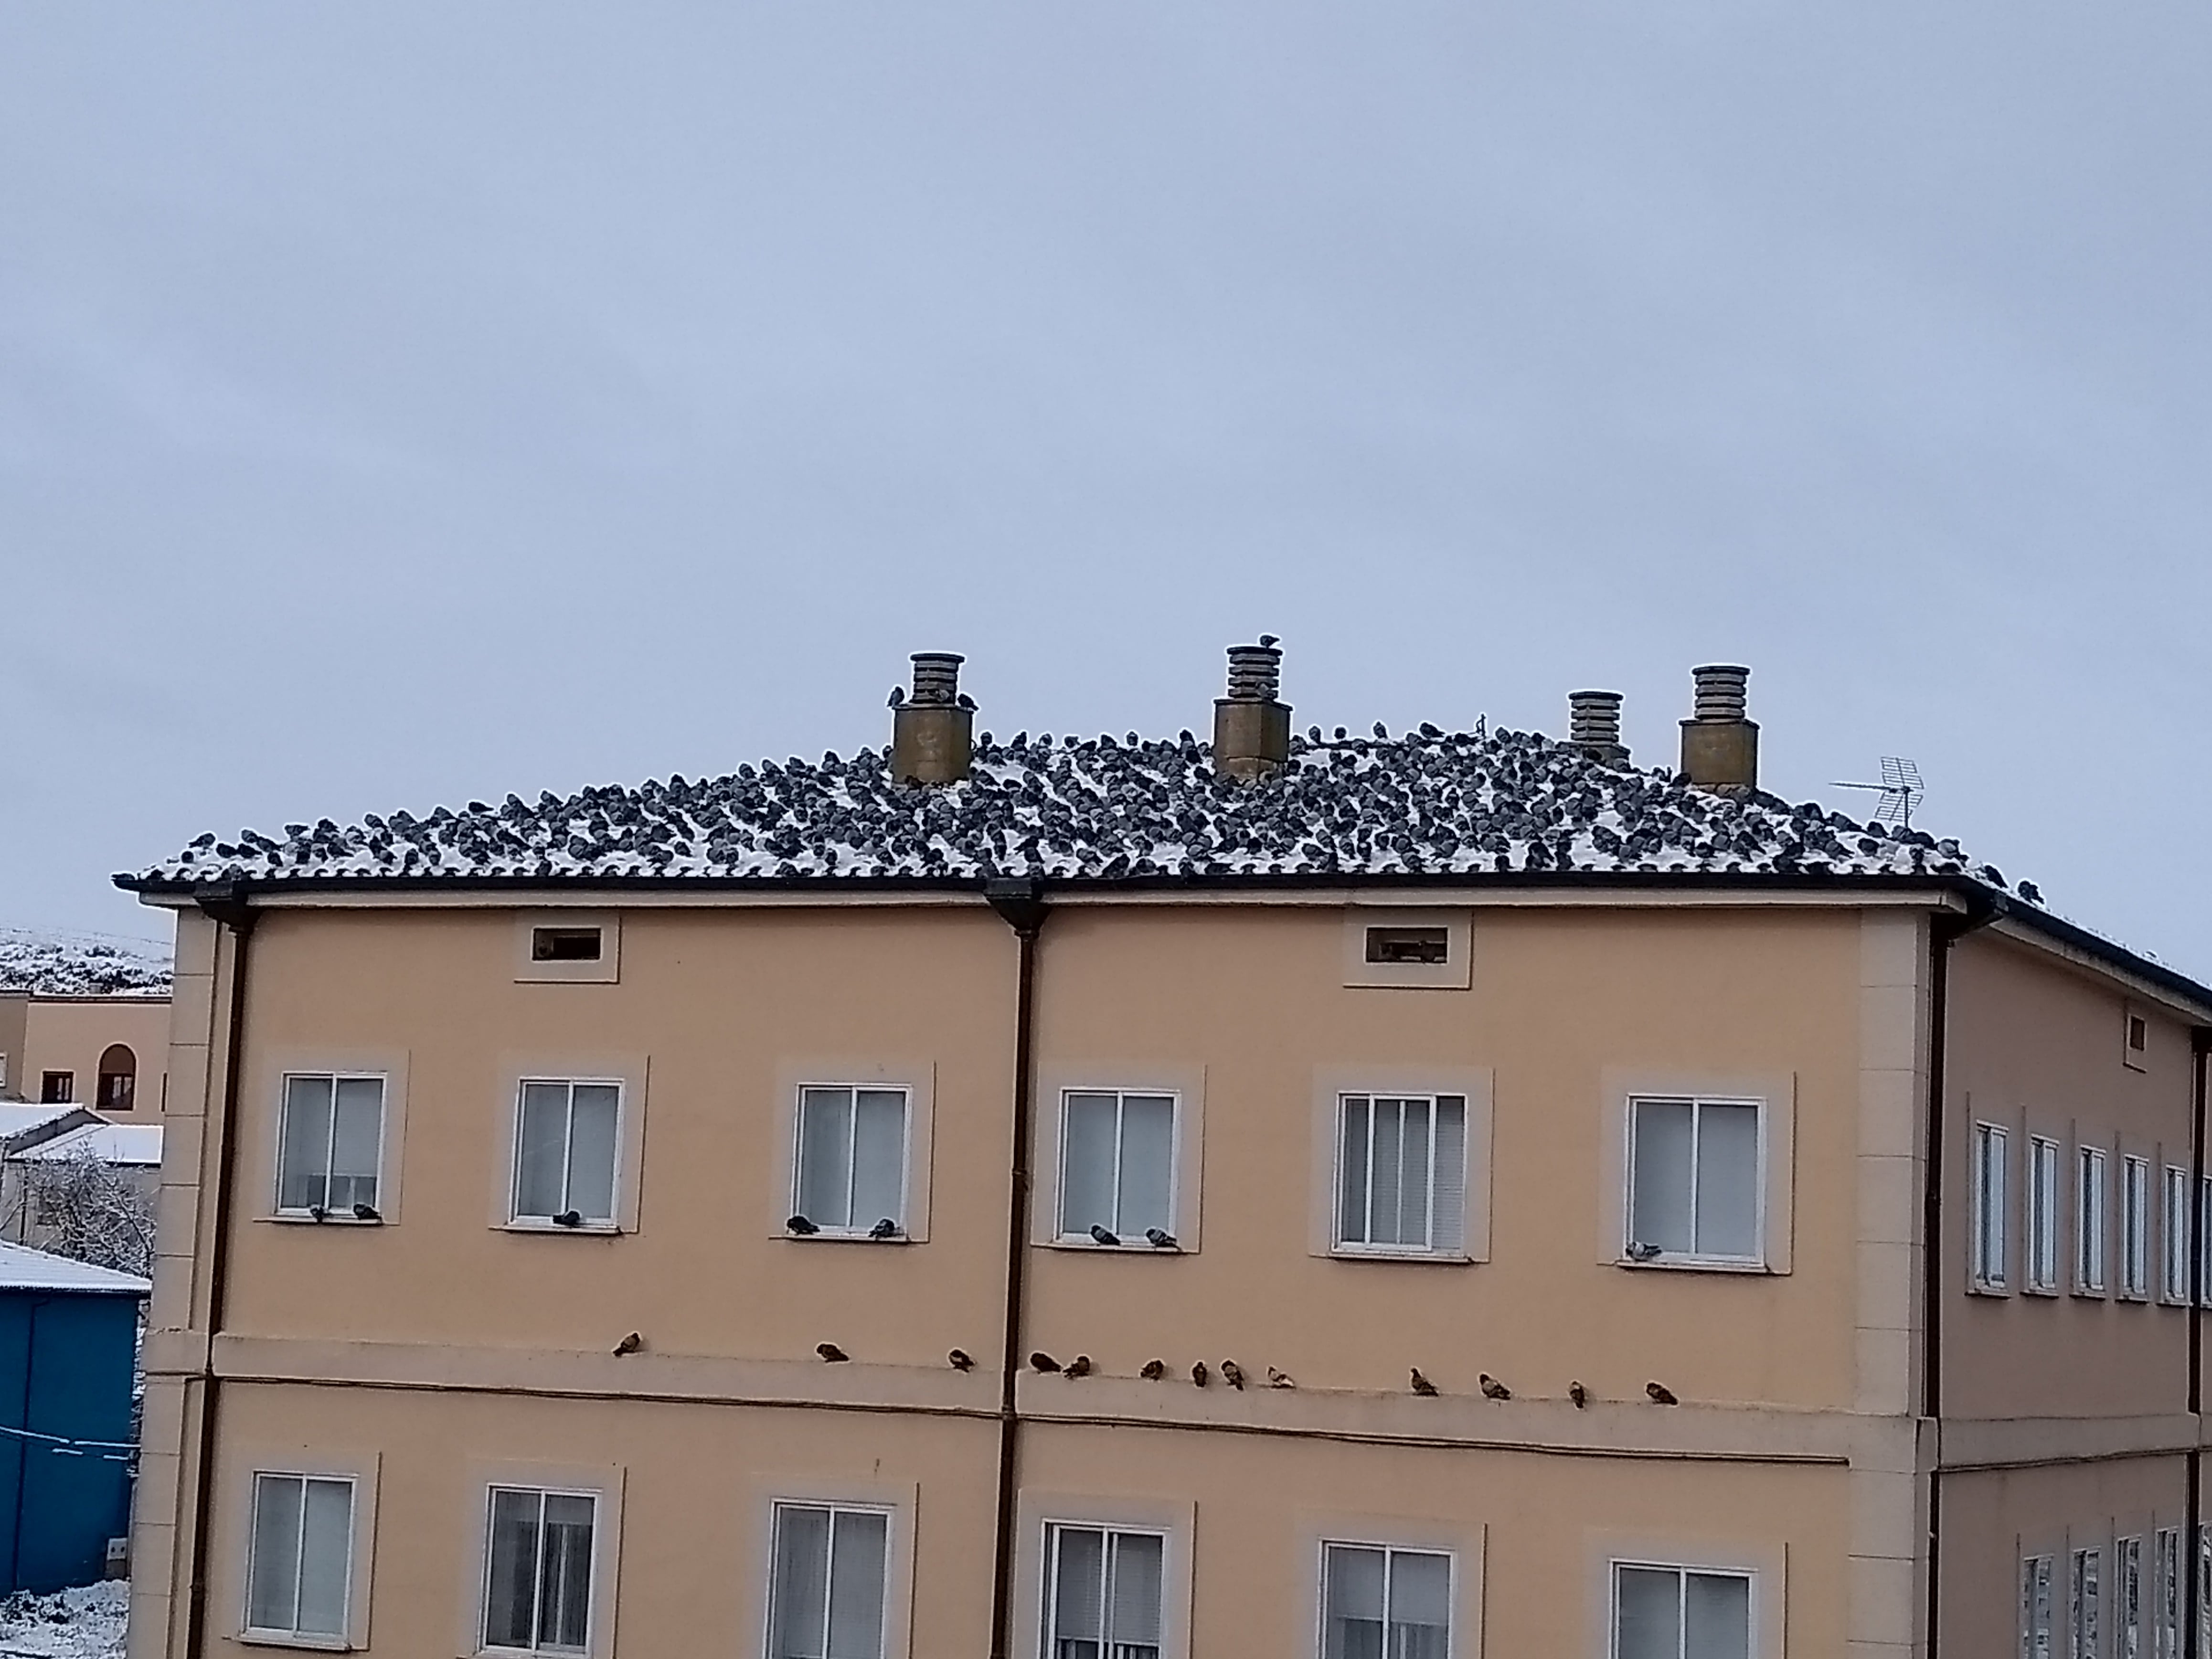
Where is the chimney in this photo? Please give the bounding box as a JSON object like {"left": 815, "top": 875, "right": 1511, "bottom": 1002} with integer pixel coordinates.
{"left": 891, "top": 651, "right": 973, "bottom": 785}
{"left": 1678, "top": 664, "right": 1758, "bottom": 791}
{"left": 1212, "top": 638, "right": 1290, "bottom": 781}
{"left": 1567, "top": 690, "right": 1628, "bottom": 765}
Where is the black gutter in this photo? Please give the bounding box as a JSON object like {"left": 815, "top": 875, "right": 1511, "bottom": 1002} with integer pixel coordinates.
{"left": 2191, "top": 1030, "right": 2210, "bottom": 1659}
{"left": 181, "top": 887, "right": 254, "bottom": 1659}
{"left": 983, "top": 879, "right": 1047, "bottom": 1659}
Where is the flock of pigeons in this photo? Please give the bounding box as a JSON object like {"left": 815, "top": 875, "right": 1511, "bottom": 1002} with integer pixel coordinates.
{"left": 130, "top": 722, "right": 2032, "bottom": 902}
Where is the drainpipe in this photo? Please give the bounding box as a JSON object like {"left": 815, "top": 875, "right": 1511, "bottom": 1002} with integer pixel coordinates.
{"left": 984, "top": 878, "right": 1047, "bottom": 1659}
{"left": 2191, "top": 1030, "right": 2209, "bottom": 1658}
{"left": 181, "top": 888, "right": 254, "bottom": 1659}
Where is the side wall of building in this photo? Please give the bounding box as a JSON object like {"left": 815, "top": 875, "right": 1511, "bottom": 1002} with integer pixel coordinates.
{"left": 21, "top": 998, "right": 172, "bottom": 1112}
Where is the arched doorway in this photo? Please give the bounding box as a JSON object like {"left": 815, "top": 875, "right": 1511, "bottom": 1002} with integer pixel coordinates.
{"left": 96, "top": 1044, "right": 136, "bottom": 1112}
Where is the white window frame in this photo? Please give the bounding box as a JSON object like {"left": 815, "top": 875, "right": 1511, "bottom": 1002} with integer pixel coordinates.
{"left": 2118, "top": 1534, "right": 2142, "bottom": 1659}
{"left": 1608, "top": 1558, "right": 1757, "bottom": 1659}
{"left": 274, "top": 1072, "right": 389, "bottom": 1223}
{"left": 1332, "top": 1092, "right": 1472, "bottom": 1261}
{"left": 2026, "top": 1136, "right": 2061, "bottom": 1294}
{"left": 242, "top": 1472, "right": 358, "bottom": 1649}
{"left": 2165, "top": 1166, "right": 2192, "bottom": 1305}
{"left": 1055, "top": 1088, "right": 1183, "bottom": 1250}
{"left": 2073, "top": 1545, "right": 2102, "bottom": 1659}
{"left": 1320, "top": 1538, "right": 1456, "bottom": 1659}
{"left": 1620, "top": 1095, "right": 1768, "bottom": 1270}
{"left": 1044, "top": 1520, "right": 1170, "bottom": 1659}
{"left": 1971, "top": 1122, "right": 2010, "bottom": 1292}
{"left": 507, "top": 1077, "right": 625, "bottom": 1232}
{"left": 2023, "top": 1553, "right": 2054, "bottom": 1659}
{"left": 765, "top": 1499, "right": 895, "bottom": 1659}
{"left": 788, "top": 1084, "right": 914, "bottom": 1241}
{"left": 2122, "top": 1155, "right": 2152, "bottom": 1300}
{"left": 2155, "top": 1528, "right": 2180, "bottom": 1659}
{"left": 2077, "top": 1147, "right": 2109, "bottom": 1296}
{"left": 2199, "top": 1178, "right": 2212, "bottom": 1308}
{"left": 478, "top": 1485, "right": 601, "bottom": 1657}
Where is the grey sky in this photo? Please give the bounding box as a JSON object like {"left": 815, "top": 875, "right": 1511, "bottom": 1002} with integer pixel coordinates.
{"left": 5, "top": 6, "right": 2207, "bottom": 973}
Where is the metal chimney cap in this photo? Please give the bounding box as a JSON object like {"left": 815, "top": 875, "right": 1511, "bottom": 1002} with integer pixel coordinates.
{"left": 907, "top": 652, "right": 966, "bottom": 707}
{"left": 1690, "top": 664, "right": 1750, "bottom": 722}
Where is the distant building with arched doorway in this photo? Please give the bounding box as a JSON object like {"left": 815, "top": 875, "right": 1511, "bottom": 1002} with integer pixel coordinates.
{"left": 0, "top": 930, "right": 171, "bottom": 1116}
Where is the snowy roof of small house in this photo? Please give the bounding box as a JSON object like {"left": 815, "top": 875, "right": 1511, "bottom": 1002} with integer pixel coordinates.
{"left": 0, "top": 928, "right": 171, "bottom": 998}
{"left": 0, "top": 1104, "right": 83, "bottom": 1142}
{"left": 0, "top": 1239, "right": 149, "bottom": 1295}
{"left": 16, "top": 1122, "right": 164, "bottom": 1167}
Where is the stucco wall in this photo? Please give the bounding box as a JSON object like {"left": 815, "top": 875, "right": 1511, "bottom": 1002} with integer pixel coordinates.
{"left": 19, "top": 997, "right": 170, "bottom": 1111}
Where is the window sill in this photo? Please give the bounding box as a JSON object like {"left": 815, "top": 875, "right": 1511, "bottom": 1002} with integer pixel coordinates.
{"left": 2022, "top": 1283, "right": 2062, "bottom": 1298}
{"left": 1328, "top": 1247, "right": 1471, "bottom": 1266}
{"left": 1967, "top": 1279, "right": 2010, "bottom": 1297}
{"left": 780, "top": 1231, "right": 912, "bottom": 1245}
{"left": 237, "top": 1631, "right": 354, "bottom": 1652}
{"left": 2071, "top": 1285, "right": 2108, "bottom": 1300}
{"left": 501, "top": 1219, "right": 622, "bottom": 1236}
{"left": 257, "top": 1213, "right": 384, "bottom": 1228}
{"left": 1045, "top": 1237, "right": 1188, "bottom": 1255}
{"left": 1615, "top": 1255, "right": 1771, "bottom": 1275}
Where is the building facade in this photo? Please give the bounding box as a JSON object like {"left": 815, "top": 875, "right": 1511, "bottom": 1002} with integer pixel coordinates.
{"left": 118, "top": 651, "right": 2212, "bottom": 1658}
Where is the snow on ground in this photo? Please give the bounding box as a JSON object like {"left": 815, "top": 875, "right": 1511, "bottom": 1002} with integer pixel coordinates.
{"left": 0, "top": 1582, "right": 127, "bottom": 1659}
{"left": 0, "top": 929, "right": 170, "bottom": 998}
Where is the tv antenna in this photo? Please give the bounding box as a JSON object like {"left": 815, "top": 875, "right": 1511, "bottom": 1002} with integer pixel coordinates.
{"left": 1832, "top": 756, "right": 1923, "bottom": 828}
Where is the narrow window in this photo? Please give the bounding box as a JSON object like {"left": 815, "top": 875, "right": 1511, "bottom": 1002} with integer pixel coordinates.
{"left": 40, "top": 1071, "right": 73, "bottom": 1105}
{"left": 2167, "top": 1168, "right": 2191, "bottom": 1303}
{"left": 792, "top": 1087, "right": 910, "bottom": 1237}
{"left": 2128, "top": 1013, "right": 2149, "bottom": 1057}
{"left": 1323, "top": 1542, "right": 1450, "bottom": 1659}
{"left": 1059, "top": 1091, "right": 1177, "bottom": 1244}
{"left": 2022, "top": 1554, "right": 2054, "bottom": 1659}
{"left": 482, "top": 1487, "right": 596, "bottom": 1655}
{"left": 2156, "top": 1529, "right": 2180, "bottom": 1657}
{"left": 1364, "top": 925, "right": 1449, "bottom": 966}
{"left": 96, "top": 1044, "right": 137, "bottom": 1111}
{"left": 2199, "top": 1178, "right": 2212, "bottom": 1307}
{"left": 767, "top": 1502, "right": 888, "bottom": 1659}
{"left": 511, "top": 1080, "right": 621, "bottom": 1227}
{"left": 1626, "top": 1096, "right": 1762, "bottom": 1265}
{"left": 2078, "top": 1148, "right": 2108, "bottom": 1294}
{"left": 2118, "top": 1535, "right": 2142, "bottom": 1659}
{"left": 2027, "top": 1138, "right": 2060, "bottom": 1292}
{"left": 1971, "top": 1123, "right": 2009, "bottom": 1289}
{"left": 1613, "top": 1561, "right": 1753, "bottom": 1659}
{"left": 1334, "top": 1094, "right": 1468, "bottom": 1256}
{"left": 277, "top": 1074, "right": 386, "bottom": 1217}
{"left": 2123, "top": 1156, "right": 2151, "bottom": 1298}
{"left": 1046, "top": 1523, "right": 1164, "bottom": 1659}
{"left": 531, "top": 926, "right": 603, "bottom": 963}
{"left": 245, "top": 1473, "right": 355, "bottom": 1640}
{"left": 2073, "top": 1547, "right": 2101, "bottom": 1659}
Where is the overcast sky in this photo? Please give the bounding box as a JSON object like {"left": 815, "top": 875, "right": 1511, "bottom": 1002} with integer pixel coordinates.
{"left": 5, "top": 5, "right": 2207, "bottom": 975}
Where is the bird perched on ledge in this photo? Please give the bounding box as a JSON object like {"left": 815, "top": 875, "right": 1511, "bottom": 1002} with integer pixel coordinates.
{"left": 1220, "top": 1360, "right": 1245, "bottom": 1390}
{"left": 1089, "top": 1224, "right": 1121, "bottom": 1246}
{"left": 1410, "top": 1368, "right": 1439, "bottom": 1397}
{"left": 1267, "top": 1367, "right": 1295, "bottom": 1389}
{"left": 1646, "top": 1381, "right": 1679, "bottom": 1405}
{"left": 947, "top": 1349, "right": 974, "bottom": 1372}
{"left": 1030, "top": 1351, "right": 1061, "bottom": 1374}
{"left": 1479, "top": 1373, "right": 1511, "bottom": 1401}
{"left": 1140, "top": 1359, "right": 1167, "bottom": 1380}
{"left": 612, "top": 1332, "right": 642, "bottom": 1357}
{"left": 1063, "top": 1355, "right": 1093, "bottom": 1379}
{"left": 816, "top": 1342, "right": 849, "bottom": 1363}
{"left": 1191, "top": 1361, "right": 1210, "bottom": 1388}
{"left": 1569, "top": 1380, "right": 1589, "bottom": 1409}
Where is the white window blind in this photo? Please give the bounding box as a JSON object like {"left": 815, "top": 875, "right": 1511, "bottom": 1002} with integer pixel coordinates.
{"left": 2073, "top": 1548, "right": 2101, "bottom": 1659}
{"left": 2166, "top": 1168, "right": 2191, "bottom": 1303}
{"left": 2123, "top": 1157, "right": 2151, "bottom": 1297}
{"left": 482, "top": 1487, "right": 596, "bottom": 1655}
{"left": 1972, "top": 1124, "right": 2009, "bottom": 1288}
{"left": 1323, "top": 1543, "right": 1450, "bottom": 1659}
{"left": 2022, "top": 1554, "right": 2054, "bottom": 1659}
{"left": 2079, "top": 1148, "right": 2108, "bottom": 1294}
{"left": 1335, "top": 1095, "right": 1467, "bottom": 1256}
{"left": 1046, "top": 1524, "right": 1163, "bottom": 1659}
{"left": 1059, "top": 1092, "right": 1176, "bottom": 1242}
{"left": 246, "top": 1473, "right": 354, "bottom": 1639}
{"left": 768, "top": 1503, "right": 888, "bottom": 1659}
{"left": 277, "top": 1074, "right": 384, "bottom": 1215}
{"left": 1627, "top": 1097, "right": 1762, "bottom": 1265}
{"left": 794, "top": 1087, "right": 909, "bottom": 1236}
{"left": 511, "top": 1080, "right": 620, "bottom": 1224}
{"left": 1613, "top": 1562, "right": 1752, "bottom": 1659}
{"left": 2027, "top": 1138, "right": 2060, "bottom": 1291}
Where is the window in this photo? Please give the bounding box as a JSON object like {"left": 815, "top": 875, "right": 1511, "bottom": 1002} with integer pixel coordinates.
{"left": 1323, "top": 1542, "right": 1449, "bottom": 1659}
{"left": 2200, "top": 1179, "right": 2212, "bottom": 1307}
{"left": 1626, "top": 1096, "right": 1761, "bottom": 1266}
{"left": 2166, "top": 1168, "right": 2191, "bottom": 1303}
{"left": 791, "top": 1087, "right": 909, "bottom": 1238}
{"left": 2023, "top": 1554, "right": 2054, "bottom": 1659}
{"left": 277, "top": 1074, "right": 385, "bottom": 1217}
{"left": 514, "top": 911, "right": 619, "bottom": 984}
{"left": 482, "top": 1487, "right": 596, "bottom": 1655}
{"left": 1364, "top": 926, "right": 1448, "bottom": 966}
{"left": 1971, "top": 1123, "right": 2009, "bottom": 1289}
{"left": 1613, "top": 1562, "right": 1751, "bottom": 1659}
{"left": 1060, "top": 1092, "right": 1176, "bottom": 1245}
{"left": 2078, "top": 1148, "right": 2108, "bottom": 1295}
{"left": 96, "top": 1044, "right": 136, "bottom": 1111}
{"left": 2073, "top": 1547, "right": 2101, "bottom": 1659}
{"left": 40, "top": 1071, "right": 72, "bottom": 1105}
{"left": 767, "top": 1503, "right": 888, "bottom": 1659}
{"left": 2123, "top": 1157, "right": 2151, "bottom": 1298}
{"left": 2118, "top": 1535, "right": 2142, "bottom": 1659}
{"left": 2156, "top": 1529, "right": 2180, "bottom": 1658}
{"left": 1341, "top": 909, "right": 1470, "bottom": 989}
{"left": 1046, "top": 1524, "right": 1164, "bottom": 1659}
{"left": 510, "top": 1080, "right": 620, "bottom": 1227}
{"left": 245, "top": 1473, "right": 355, "bottom": 1642}
{"left": 2126, "top": 1010, "right": 2148, "bottom": 1072}
{"left": 1335, "top": 1094, "right": 1467, "bottom": 1257}
{"left": 2027, "top": 1138, "right": 2060, "bottom": 1292}
{"left": 531, "top": 926, "right": 603, "bottom": 963}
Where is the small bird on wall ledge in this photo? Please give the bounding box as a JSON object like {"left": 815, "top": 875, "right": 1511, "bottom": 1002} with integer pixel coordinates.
{"left": 1063, "top": 1355, "right": 1093, "bottom": 1378}
{"left": 816, "top": 1342, "right": 849, "bottom": 1363}
{"left": 1141, "top": 1359, "right": 1167, "bottom": 1380}
{"left": 1569, "top": 1381, "right": 1589, "bottom": 1408}
{"left": 611, "top": 1332, "right": 642, "bottom": 1357}
{"left": 1220, "top": 1360, "right": 1245, "bottom": 1390}
{"left": 1191, "top": 1361, "right": 1210, "bottom": 1387}
{"left": 947, "top": 1349, "right": 974, "bottom": 1372}
{"left": 1029, "top": 1352, "right": 1060, "bottom": 1374}
{"left": 1410, "top": 1368, "right": 1439, "bottom": 1396}
{"left": 1478, "top": 1373, "right": 1511, "bottom": 1400}
{"left": 1646, "top": 1381, "right": 1679, "bottom": 1405}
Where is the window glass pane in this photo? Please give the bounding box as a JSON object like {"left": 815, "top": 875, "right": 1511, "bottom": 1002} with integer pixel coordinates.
{"left": 1431, "top": 1098, "right": 1467, "bottom": 1256}
{"left": 1630, "top": 1100, "right": 1694, "bottom": 1255}
{"left": 1695, "top": 1103, "right": 1760, "bottom": 1259}
{"left": 1615, "top": 1566, "right": 1680, "bottom": 1659}
{"left": 540, "top": 1494, "right": 596, "bottom": 1653}
{"left": 798, "top": 1088, "right": 855, "bottom": 1229}
{"left": 1685, "top": 1571, "right": 1750, "bottom": 1659}
{"left": 1369, "top": 1100, "right": 1406, "bottom": 1247}
{"left": 1116, "top": 1095, "right": 1175, "bottom": 1237}
{"left": 1107, "top": 1532, "right": 1163, "bottom": 1649}
{"left": 278, "top": 1077, "right": 333, "bottom": 1212}
{"left": 1053, "top": 1526, "right": 1106, "bottom": 1649}
{"left": 1323, "top": 1544, "right": 1386, "bottom": 1659}
{"left": 1337, "top": 1099, "right": 1371, "bottom": 1246}
{"left": 850, "top": 1091, "right": 907, "bottom": 1233}
{"left": 515, "top": 1085, "right": 569, "bottom": 1220}
{"left": 1061, "top": 1095, "right": 1119, "bottom": 1238}
{"left": 296, "top": 1478, "right": 353, "bottom": 1636}
{"left": 770, "top": 1505, "right": 832, "bottom": 1659}
{"left": 485, "top": 1489, "right": 542, "bottom": 1649}
{"left": 330, "top": 1078, "right": 383, "bottom": 1212}
{"left": 565, "top": 1085, "right": 619, "bottom": 1223}
{"left": 827, "top": 1510, "right": 888, "bottom": 1659}
{"left": 1393, "top": 1099, "right": 1433, "bottom": 1249}
{"left": 1389, "top": 1550, "right": 1451, "bottom": 1659}
{"left": 248, "top": 1475, "right": 304, "bottom": 1632}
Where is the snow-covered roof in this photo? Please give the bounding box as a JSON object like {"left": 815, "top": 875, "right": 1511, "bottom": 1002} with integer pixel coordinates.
{"left": 0, "top": 1239, "right": 149, "bottom": 1294}
{"left": 0, "top": 1103, "right": 84, "bottom": 1142}
{"left": 16, "top": 1122, "right": 164, "bottom": 1167}
{"left": 0, "top": 927, "right": 171, "bottom": 998}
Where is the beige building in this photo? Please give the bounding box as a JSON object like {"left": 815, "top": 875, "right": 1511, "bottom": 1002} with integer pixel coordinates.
{"left": 119, "top": 650, "right": 2212, "bottom": 1659}
{"left": 0, "top": 932, "right": 173, "bottom": 1111}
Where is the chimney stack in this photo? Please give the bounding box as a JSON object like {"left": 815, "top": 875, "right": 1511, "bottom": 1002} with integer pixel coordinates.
{"left": 891, "top": 651, "right": 973, "bottom": 785}
{"left": 1212, "top": 638, "right": 1290, "bottom": 781}
{"left": 1567, "top": 691, "right": 1628, "bottom": 765}
{"left": 1678, "top": 664, "right": 1757, "bottom": 791}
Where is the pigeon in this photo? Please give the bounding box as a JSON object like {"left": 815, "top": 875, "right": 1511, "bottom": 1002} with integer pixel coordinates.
{"left": 1410, "top": 1368, "right": 1439, "bottom": 1397}
{"left": 1144, "top": 1227, "right": 1179, "bottom": 1249}
{"left": 1191, "top": 1361, "right": 1210, "bottom": 1388}
{"left": 2020, "top": 881, "right": 2042, "bottom": 904}
{"left": 948, "top": 1349, "right": 974, "bottom": 1372}
{"left": 1029, "top": 1352, "right": 1061, "bottom": 1374}
{"left": 1626, "top": 1241, "right": 1662, "bottom": 1262}
{"left": 868, "top": 1217, "right": 901, "bottom": 1240}
{"left": 786, "top": 1214, "right": 820, "bottom": 1236}
{"left": 1646, "top": 1381, "right": 1679, "bottom": 1406}
{"left": 1220, "top": 1360, "right": 1245, "bottom": 1390}
{"left": 816, "top": 1343, "right": 850, "bottom": 1363}
{"left": 1089, "top": 1224, "right": 1122, "bottom": 1246}
{"left": 308, "top": 1205, "right": 328, "bottom": 1223}
{"left": 1479, "top": 1373, "right": 1511, "bottom": 1401}
{"left": 612, "top": 1332, "right": 643, "bottom": 1356}
{"left": 1063, "top": 1355, "right": 1093, "bottom": 1379}
{"left": 887, "top": 686, "right": 904, "bottom": 708}
{"left": 1569, "top": 1381, "right": 1589, "bottom": 1409}
{"left": 1259, "top": 634, "right": 1279, "bottom": 648}
{"left": 1373, "top": 722, "right": 1389, "bottom": 739}
{"left": 350, "top": 1202, "right": 381, "bottom": 1223}
{"left": 1267, "top": 1367, "right": 1296, "bottom": 1389}
{"left": 1140, "top": 1359, "right": 1167, "bottom": 1380}
{"left": 553, "top": 1210, "right": 584, "bottom": 1229}
{"left": 956, "top": 693, "right": 977, "bottom": 711}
